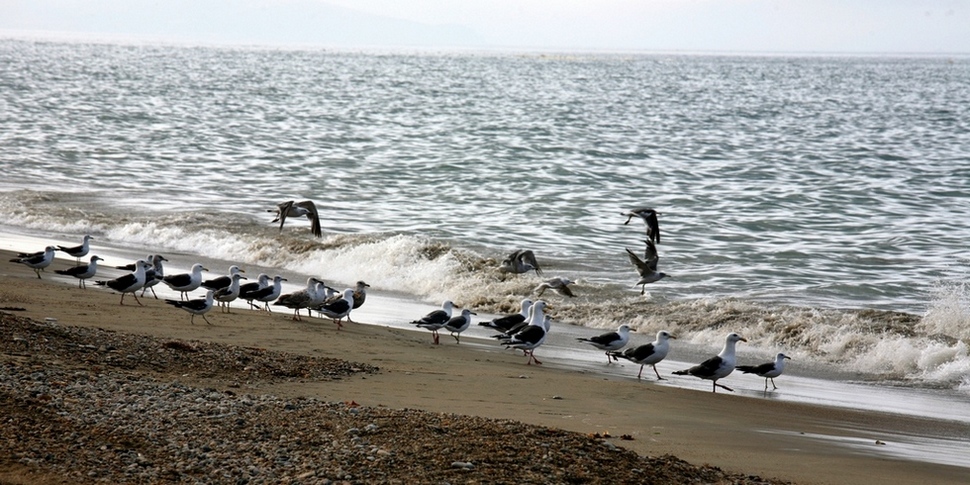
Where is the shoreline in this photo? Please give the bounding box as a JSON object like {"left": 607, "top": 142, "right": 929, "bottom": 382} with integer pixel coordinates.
{"left": 3, "top": 247, "right": 970, "bottom": 483}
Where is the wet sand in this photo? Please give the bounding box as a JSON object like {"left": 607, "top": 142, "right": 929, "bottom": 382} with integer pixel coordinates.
{"left": 3, "top": 249, "right": 969, "bottom": 484}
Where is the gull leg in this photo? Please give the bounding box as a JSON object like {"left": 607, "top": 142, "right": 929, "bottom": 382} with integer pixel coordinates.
{"left": 714, "top": 382, "right": 734, "bottom": 392}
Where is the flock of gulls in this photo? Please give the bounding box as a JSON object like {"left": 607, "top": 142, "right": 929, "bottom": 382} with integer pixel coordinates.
{"left": 8, "top": 203, "right": 792, "bottom": 393}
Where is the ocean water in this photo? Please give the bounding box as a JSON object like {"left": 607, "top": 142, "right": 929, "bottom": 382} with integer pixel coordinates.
{"left": 2, "top": 38, "right": 970, "bottom": 393}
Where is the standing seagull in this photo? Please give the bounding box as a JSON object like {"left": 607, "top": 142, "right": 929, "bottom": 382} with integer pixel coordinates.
{"left": 534, "top": 277, "right": 575, "bottom": 298}
{"left": 351, "top": 280, "right": 370, "bottom": 309}
{"left": 479, "top": 298, "right": 532, "bottom": 333}
{"left": 55, "top": 255, "right": 104, "bottom": 288}
{"left": 140, "top": 254, "right": 168, "bottom": 298}
{"left": 444, "top": 308, "right": 476, "bottom": 344}
{"left": 737, "top": 353, "right": 792, "bottom": 392}
{"left": 213, "top": 273, "right": 247, "bottom": 313}
{"left": 238, "top": 273, "right": 271, "bottom": 309}
{"left": 503, "top": 301, "right": 551, "bottom": 365}
{"left": 163, "top": 263, "right": 209, "bottom": 301}
{"left": 274, "top": 277, "right": 323, "bottom": 321}
{"left": 625, "top": 239, "right": 670, "bottom": 295}
{"left": 411, "top": 300, "right": 455, "bottom": 345}
{"left": 609, "top": 330, "right": 676, "bottom": 380}
{"left": 10, "top": 246, "right": 56, "bottom": 279}
{"left": 314, "top": 288, "right": 355, "bottom": 329}
{"left": 270, "top": 200, "right": 322, "bottom": 237}
{"left": 673, "top": 332, "right": 747, "bottom": 393}
{"left": 165, "top": 290, "right": 215, "bottom": 325}
{"left": 499, "top": 249, "right": 542, "bottom": 276}
{"left": 622, "top": 207, "right": 661, "bottom": 244}
{"left": 56, "top": 235, "right": 93, "bottom": 264}
{"left": 249, "top": 275, "right": 287, "bottom": 312}
{"left": 202, "top": 265, "right": 245, "bottom": 292}
{"left": 577, "top": 324, "right": 633, "bottom": 364}
{"left": 94, "top": 259, "right": 149, "bottom": 305}
{"left": 321, "top": 281, "right": 370, "bottom": 323}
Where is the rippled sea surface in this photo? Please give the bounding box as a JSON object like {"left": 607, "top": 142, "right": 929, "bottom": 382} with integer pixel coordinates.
{"left": 2, "top": 39, "right": 969, "bottom": 389}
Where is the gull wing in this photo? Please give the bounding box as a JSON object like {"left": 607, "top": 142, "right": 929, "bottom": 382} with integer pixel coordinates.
{"left": 625, "top": 248, "right": 649, "bottom": 277}
{"left": 275, "top": 200, "right": 295, "bottom": 232}
{"left": 643, "top": 239, "right": 660, "bottom": 272}
{"left": 294, "top": 200, "right": 322, "bottom": 237}
{"left": 519, "top": 250, "right": 542, "bottom": 276}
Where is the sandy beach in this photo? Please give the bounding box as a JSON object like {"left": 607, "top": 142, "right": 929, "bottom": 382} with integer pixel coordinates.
{"left": 2, "top": 249, "right": 968, "bottom": 484}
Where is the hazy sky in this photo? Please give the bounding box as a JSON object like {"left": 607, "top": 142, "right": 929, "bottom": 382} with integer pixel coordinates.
{"left": 1, "top": 0, "right": 968, "bottom": 54}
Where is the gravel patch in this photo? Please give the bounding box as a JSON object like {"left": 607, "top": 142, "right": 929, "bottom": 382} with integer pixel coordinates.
{"left": 1, "top": 313, "right": 790, "bottom": 484}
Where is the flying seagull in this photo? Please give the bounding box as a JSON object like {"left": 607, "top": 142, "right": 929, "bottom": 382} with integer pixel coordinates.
{"left": 625, "top": 239, "right": 669, "bottom": 295}
{"left": 499, "top": 249, "right": 542, "bottom": 276}
{"left": 534, "top": 277, "right": 575, "bottom": 298}
{"left": 737, "top": 353, "right": 792, "bottom": 392}
{"left": 270, "top": 200, "right": 322, "bottom": 237}
{"left": 622, "top": 207, "right": 661, "bottom": 244}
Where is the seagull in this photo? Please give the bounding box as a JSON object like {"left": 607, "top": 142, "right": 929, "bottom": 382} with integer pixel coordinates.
{"left": 492, "top": 299, "right": 547, "bottom": 343}
{"left": 351, "top": 280, "right": 370, "bottom": 310}
{"left": 238, "top": 273, "right": 271, "bottom": 309}
{"left": 213, "top": 273, "right": 247, "bottom": 313}
{"left": 622, "top": 207, "right": 661, "bottom": 244}
{"left": 319, "top": 280, "right": 369, "bottom": 323}
{"left": 444, "top": 308, "right": 476, "bottom": 344}
{"left": 499, "top": 249, "right": 542, "bottom": 276}
{"left": 673, "top": 332, "right": 747, "bottom": 393}
{"left": 163, "top": 263, "right": 209, "bottom": 301}
{"left": 56, "top": 235, "right": 93, "bottom": 264}
{"left": 274, "top": 277, "right": 322, "bottom": 321}
{"left": 479, "top": 298, "right": 532, "bottom": 333}
{"left": 737, "top": 353, "right": 792, "bottom": 392}
{"left": 165, "top": 290, "right": 215, "bottom": 325}
{"left": 625, "top": 239, "right": 670, "bottom": 295}
{"left": 609, "top": 330, "right": 676, "bottom": 380}
{"left": 10, "top": 246, "right": 56, "bottom": 279}
{"left": 94, "top": 259, "right": 149, "bottom": 306}
{"left": 502, "top": 301, "right": 551, "bottom": 365}
{"left": 54, "top": 255, "right": 104, "bottom": 288}
{"left": 313, "top": 288, "right": 355, "bottom": 329}
{"left": 202, "top": 265, "right": 245, "bottom": 292}
{"left": 534, "top": 277, "right": 575, "bottom": 298}
{"left": 249, "top": 275, "right": 287, "bottom": 312}
{"left": 270, "top": 200, "right": 322, "bottom": 237}
{"left": 115, "top": 254, "right": 156, "bottom": 271}
{"left": 411, "top": 300, "right": 455, "bottom": 345}
{"left": 140, "top": 254, "right": 168, "bottom": 298}
{"left": 577, "top": 324, "right": 633, "bottom": 364}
